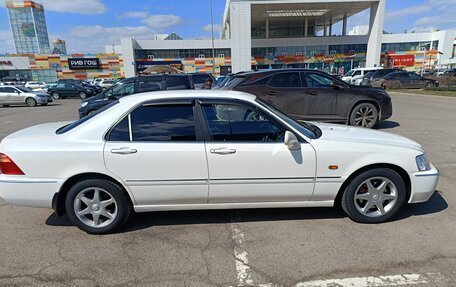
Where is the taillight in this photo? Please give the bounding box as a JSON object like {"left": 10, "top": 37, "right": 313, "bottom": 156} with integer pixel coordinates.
{"left": 0, "top": 153, "right": 25, "bottom": 175}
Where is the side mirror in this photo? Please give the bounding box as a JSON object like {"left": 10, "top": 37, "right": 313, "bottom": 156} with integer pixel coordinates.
{"left": 284, "top": 131, "right": 301, "bottom": 151}
{"left": 331, "top": 82, "right": 343, "bottom": 90}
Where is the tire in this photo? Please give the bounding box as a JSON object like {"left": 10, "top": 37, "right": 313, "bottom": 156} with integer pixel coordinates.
{"left": 425, "top": 82, "right": 434, "bottom": 89}
{"left": 65, "top": 179, "right": 132, "bottom": 234}
{"left": 349, "top": 103, "right": 378, "bottom": 128}
{"left": 79, "top": 92, "right": 87, "bottom": 99}
{"left": 26, "top": 97, "right": 37, "bottom": 107}
{"left": 52, "top": 92, "right": 60, "bottom": 100}
{"left": 341, "top": 168, "right": 406, "bottom": 223}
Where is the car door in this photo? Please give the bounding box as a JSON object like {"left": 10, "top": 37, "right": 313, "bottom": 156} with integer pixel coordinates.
{"left": 66, "top": 83, "right": 79, "bottom": 96}
{"left": 9, "top": 87, "right": 24, "bottom": 103}
{"left": 397, "top": 73, "right": 411, "bottom": 88}
{"left": 201, "top": 100, "right": 316, "bottom": 203}
{"left": 302, "top": 72, "right": 341, "bottom": 119}
{"left": 409, "top": 73, "right": 424, "bottom": 88}
{"left": 104, "top": 101, "right": 209, "bottom": 206}
{"left": 0, "top": 87, "right": 9, "bottom": 104}
{"left": 258, "top": 71, "right": 307, "bottom": 120}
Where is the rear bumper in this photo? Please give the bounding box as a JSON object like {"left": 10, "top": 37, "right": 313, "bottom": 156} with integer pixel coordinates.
{"left": 408, "top": 164, "right": 440, "bottom": 203}
{"left": 0, "top": 175, "right": 63, "bottom": 208}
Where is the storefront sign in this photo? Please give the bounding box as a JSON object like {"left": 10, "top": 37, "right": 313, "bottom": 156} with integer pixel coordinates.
{"left": 0, "top": 60, "right": 13, "bottom": 66}
{"left": 68, "top": 58, "right": 100, "bottom": 70}
{"left": 391, "top": 54, "right": 415, "bottom": 67}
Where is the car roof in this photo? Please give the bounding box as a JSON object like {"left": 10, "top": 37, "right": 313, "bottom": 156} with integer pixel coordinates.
{"left": 118, "top": 90, "right": 257, "bottom": 105}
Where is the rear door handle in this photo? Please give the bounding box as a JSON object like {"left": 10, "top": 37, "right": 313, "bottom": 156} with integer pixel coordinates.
{"left": 309, "top": 90, "right": 318, "bottom": 95}
{"left": 266, "top": 91, "right": 277, "bottom": 96}
{"left": 210, "top": 148, "right": 236, "bottom": 155}
{"left": 111, "top": 147, "right": 138, "bottom": 155}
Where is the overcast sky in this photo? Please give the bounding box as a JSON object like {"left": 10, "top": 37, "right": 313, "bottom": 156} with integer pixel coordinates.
{"left": 0, "top": 0, "right": 455, "bottom": 54}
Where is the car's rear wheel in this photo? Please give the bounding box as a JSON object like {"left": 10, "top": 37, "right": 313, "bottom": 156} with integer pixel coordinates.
{"left": 79, "top": 92, "right": 87, "bottom": 99}
{"left": 425, "top": 82, "right": 435, "bottom": 89}
{"left": 26, "top": 97, "right": 37, "bottom": 107}
{"left": 341, "top": 168, "right": 406, "bottom": 223}
{"left": 52, "top": 92, "right": 60, "bottom": 100}
{"left": 349, "top": 103, "right": 378, "bottom": 128}
{"left": 65, "top": 179, "right": 132, "bottom": 234}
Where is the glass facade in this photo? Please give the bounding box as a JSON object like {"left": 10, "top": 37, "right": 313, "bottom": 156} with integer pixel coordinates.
{"left": 135, "top": 49, "right": 232, "bottom": 59}
{"left": 252, "top": 44, "right": 367, "bottom": 57}
{"left": 382, "top": 41, "right": 439, "bottom": 53}
{"left": 7, "top": 2, "right": 51, "bottom": 54}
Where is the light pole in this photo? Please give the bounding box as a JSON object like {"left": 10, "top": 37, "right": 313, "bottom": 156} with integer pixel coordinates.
{"left": 210, "top": 0, "right": 216, "bottom": 75}
{"left": 418, "top": 42, "right": 432, "bottom": 76}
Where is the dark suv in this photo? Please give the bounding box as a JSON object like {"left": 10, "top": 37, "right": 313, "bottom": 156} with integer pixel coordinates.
{"left": 222, "top": 69, "right": 392, "bottom": 128}
{"left": 190, "top": 73, "right": 216, "bottom": 89}
{"left": 79, "top": 74, "right": 194, "bottom": 118}
{"left": 57, "top": 79, "right": 102, "bottom": 95}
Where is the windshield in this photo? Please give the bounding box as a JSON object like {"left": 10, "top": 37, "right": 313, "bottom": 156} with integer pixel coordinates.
{"left": 345, "top": 70, "right": 355, "bottom": 76}
{"left": 16, "top": 86, "right": 34, "bottom": 92}
{"left": 255, "top": 98, "right": 321, "bottom": 139}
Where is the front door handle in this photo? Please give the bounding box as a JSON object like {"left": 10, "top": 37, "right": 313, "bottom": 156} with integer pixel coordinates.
{"left": 210, "top": 147, "right": 236, "bottom": 155}
{"left": 111, "top": 147, "right": 138, "bottom": 155}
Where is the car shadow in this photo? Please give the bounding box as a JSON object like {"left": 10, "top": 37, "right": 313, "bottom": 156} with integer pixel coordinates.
{"left": 374, "top": 120, "right": 400, "bottom": 130}
{"left": 45, "top": 191, "right": 447, "bottom": 233}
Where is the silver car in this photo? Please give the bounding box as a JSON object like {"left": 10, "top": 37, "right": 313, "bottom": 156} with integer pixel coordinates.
{"left": 0, "top": 85, "right": 53, "bottom": 107}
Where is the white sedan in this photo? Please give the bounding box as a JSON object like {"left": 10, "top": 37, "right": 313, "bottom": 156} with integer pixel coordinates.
{"left": 0, "top": 91, "right": 439, "bottom": 234}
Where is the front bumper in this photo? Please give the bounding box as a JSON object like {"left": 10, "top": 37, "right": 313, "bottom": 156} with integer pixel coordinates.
{"left": 408, "top": 164, "right": 440, "bottom": 203}
{"left": 36, "top": 97, "right": 51, "bottom": 104}
{"left": 379, "top": 100, "right": 393, "bottom": 121}
{"left": 0, "top": 175, "right": 63, "bottom": 208}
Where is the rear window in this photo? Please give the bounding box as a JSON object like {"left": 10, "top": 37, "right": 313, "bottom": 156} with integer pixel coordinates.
{"left": 192, "top": 74, "right": 211, "bottom": 84}
{"left": 166, "top": 76, "right": 192, "bottom": 90}
{"left": 56, "top": 100, "right": 119, "bottom": 134}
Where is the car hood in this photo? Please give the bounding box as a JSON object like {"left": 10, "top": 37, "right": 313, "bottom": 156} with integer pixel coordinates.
{"left": 313, "top": 122, "right": 423, "bottom": 152}
{"left": 83, "top": 93, "right": 107, "bottom": 104}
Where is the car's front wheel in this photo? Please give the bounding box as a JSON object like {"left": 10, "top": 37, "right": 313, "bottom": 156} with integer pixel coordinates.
{"left": 341, "top": 168, "right": 406, "bottom": 223}
{"left": 65, "top": 179, "right": 132, "bottom": 234}
{"left": 349, "top": 103, "right": 378, "bottom": 128}
{"left": 25, "top": 97, "right": 37, "bottom": 107}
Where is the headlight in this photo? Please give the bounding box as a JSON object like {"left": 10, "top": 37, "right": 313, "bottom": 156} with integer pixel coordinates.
{"left": 85, "top": 89, "right": 92, "bottom": 92}
{"left": 81, "top": 102, "right": 88, "bottom": 108}
{"left": 416, "top": 154, "right": 431, "bottom": 171}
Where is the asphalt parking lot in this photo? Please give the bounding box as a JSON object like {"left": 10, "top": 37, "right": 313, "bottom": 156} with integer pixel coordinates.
{"left": 0, "top": 93, "right": 455, "bottom": 287}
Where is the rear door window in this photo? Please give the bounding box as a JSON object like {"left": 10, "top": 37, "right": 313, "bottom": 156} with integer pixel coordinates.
{"left": 166, "top": 76, "right": 191, "bottom": 90}
{"left": 138, "top": 80, "right": 164, "bottom": 92}
{"left": 269, "top": 72, "right": 301, "bottom": 88}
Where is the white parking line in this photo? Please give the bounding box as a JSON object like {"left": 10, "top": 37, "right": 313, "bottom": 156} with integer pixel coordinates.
{"left": 257, "top": 272, "right": 449, "bottom": 287}
{"left": 0, "top": 121, "right": 12, "bottom": 125}
{"left": 231, "top": 218, "right": 254, "bottom": 286}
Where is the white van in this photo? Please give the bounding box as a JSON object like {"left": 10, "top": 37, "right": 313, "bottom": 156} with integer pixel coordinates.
{"left": 342, "top": 67, "right": 383, "bottom": 85}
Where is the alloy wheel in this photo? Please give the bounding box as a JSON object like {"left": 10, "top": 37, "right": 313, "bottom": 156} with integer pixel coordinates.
{"left": 74, "top": 187, "right": 118, "bottom": 228}
{"left": 353, "top": 177, "right": 398, "bottom": 218}
{"left": 354, "top": 107, "right": 376, "bottom": 128}
{"left": 26, "top": 98, "right": 37, "bottom": 107}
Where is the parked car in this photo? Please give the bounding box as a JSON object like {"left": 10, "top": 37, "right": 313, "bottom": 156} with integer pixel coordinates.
{"left": 0, "top": 85, "right": 53, "bottom": 107}
{"left": 91, "top": 78, "right": 103, "bottom": 86}
{"left": 371, "top": 72, "right": 439, "bottom": 90}
{"left": 439, "top": 68, "right": 456, "bottom": 77}
{"left": 190, "top": 73, "right": 217, "bottom": 89}
{"left": 48, "top": 82, "right": 97, "bottom": 99}
{"left": 0, "top": 90, "right": 439, "bottom": 234}
{"left": 79, "top": 74, "right": 194, "bottom": 118}
{"left": 361, "top": 69, "right": 403, "bottom": 86}
{"left": 98, "top": 79, "right": 117, "bottom": 90}
{"left": 342, "top": 67, "right": 383, "bottom": 85}
{"left": 57, "top": 79, "right": 102, "bottom": 95}
{"left": 24, "top": 81, "right": 46, "bottom": 89}
{"left": 222, "top": 69, "right": 392, "bottom": 128}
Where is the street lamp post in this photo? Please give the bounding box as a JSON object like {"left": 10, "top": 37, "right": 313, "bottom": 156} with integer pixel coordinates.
{"left": 418, "top": 42, "right": 432, "bottom": 76}
{"left": 210, "top": 0, "right": 216, "bottom": 75}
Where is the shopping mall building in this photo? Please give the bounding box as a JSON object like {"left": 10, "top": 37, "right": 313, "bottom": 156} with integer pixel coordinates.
{"left": 118, "top": 0, "right": 456, "bottom": 78}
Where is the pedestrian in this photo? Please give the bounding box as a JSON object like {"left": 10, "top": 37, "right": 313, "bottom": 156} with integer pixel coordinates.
{"left": 202, "top": 78, "right": 213, "bottom": 89}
